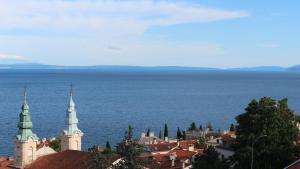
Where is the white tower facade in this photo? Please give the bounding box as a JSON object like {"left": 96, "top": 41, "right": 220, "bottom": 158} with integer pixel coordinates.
{"left": 61, "top": 86, "right": 83, "bottom": 151}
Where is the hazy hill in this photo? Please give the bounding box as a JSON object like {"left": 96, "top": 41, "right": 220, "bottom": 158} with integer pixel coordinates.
{"left": 0, "top": 63, "right": 300, "bottom": 72}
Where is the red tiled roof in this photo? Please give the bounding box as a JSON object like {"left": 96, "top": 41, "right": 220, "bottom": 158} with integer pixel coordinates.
{"left": 178, "top": 140, "right": 197, "bottom": 149}
{"left": 152, "top": 153, "right": 189, "bottom": 169}
{"left": 285, "top": 159, "right": 300, "bottom": 169}
{"left": 169, "top": 148, "right": 198, "bottom": 161}
{"left": 25, "top": 150, "right": 91, "bottom": 169}
{"left": 221, "top": 134, "right": 235, "bottom": 142}
{"left": 147, "top": 143, "right": 177, "bottom": 152}
{"left": 0, "top": 157, "right": 12, "bottom": 169}
{"left": 36, "top": 140, "right": 50, "bottom": 150}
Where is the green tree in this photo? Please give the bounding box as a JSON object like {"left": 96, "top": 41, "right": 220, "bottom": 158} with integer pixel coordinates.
{"left": 115, "top": 125, "right": 145, "bottom": 169}
{"left": 164, "top": 124, "right": 168, "bottom": 138}
{"left": 182, "top": 130, "right": 186, "bottom": 140}
{"left": 196, "top": 136, "right": 206, "bottom": 149}
{"left": 89, "top": 145, "right": 112, "bottom": 169}
{"left": 158, "top": 130, "right": 162, "bottom": 139}
{"left": 199, "top": 125, "right": 203, "bottom": 131}
{"left": 192, "top": 146, "right": 229, "bottom": 169}
{"left": 233, "top": 97, "right": 300, "bottom": 169}
{"left": 49, "top": 138, "right": 61, "bottom": 152}
{"left": 230, "top": 123, "right": 235, "bottom": 132}
{"left": 177, "top": 127, "right": 183, "bottom": 140}
{"left": 105, "top": 141, "right": 112, "bottom": 154}
{"left": 189, "top": 122, "right": 197, "bottom": 131}
{"left": 146, "top": 128, "right": 150, "bottom": 137}
{"left": 206, "top": 122, "right": 213, "bottom": 131}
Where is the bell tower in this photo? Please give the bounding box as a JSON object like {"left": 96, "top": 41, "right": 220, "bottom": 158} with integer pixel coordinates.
{"left": 14, "top": 87, "right": 39, "bottom": 168}
{"left": 61, "top": 85, "right": 83, "bottom": 151}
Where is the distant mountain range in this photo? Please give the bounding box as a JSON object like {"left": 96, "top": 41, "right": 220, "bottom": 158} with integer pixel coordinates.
{"left": 0, "top": 63, "right": 300, "bottom": 72}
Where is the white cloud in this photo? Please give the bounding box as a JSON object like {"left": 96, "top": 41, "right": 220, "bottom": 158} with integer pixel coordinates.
{"left": 0, "top": 0, "right": 250, "bottom": 66}
{"left": 0, "top": 0, "right": 250, "bottom": 37}
{"left": 0, "top": 53, "right": 26, "bottom": 60}
{"left": 259, "top": 43, "right": 280, "bottom": 48}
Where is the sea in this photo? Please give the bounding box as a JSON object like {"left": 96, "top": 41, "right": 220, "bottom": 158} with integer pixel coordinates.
{"left": 1, "top": 69, "right": 300, "bottom": 156}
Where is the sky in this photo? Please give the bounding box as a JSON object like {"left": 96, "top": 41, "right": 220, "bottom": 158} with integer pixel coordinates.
{"left": 0, "top": 0, "right": 299, "bottom": 68}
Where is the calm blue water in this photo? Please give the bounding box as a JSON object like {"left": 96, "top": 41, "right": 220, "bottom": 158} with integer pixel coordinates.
{"left": 1, "top": 70, "right": 300, "bottom": 156}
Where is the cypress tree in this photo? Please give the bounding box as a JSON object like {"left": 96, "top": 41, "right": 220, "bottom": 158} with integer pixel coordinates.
{"left": 199, "top": 125, "right": 203, "bottom": 131}
{"left": 146, "top": 128, "right": 150, "bottom": 136}
{"left": 206, "top": 122, "right": 213, "bottom": 131}
{"left": 177, "top": 127, "right": 183, "bottom": 140}
{"left": 182, "top": 131, "right": 186, "bottom": 140}
{"left": 159, "top": 130, "right": 162, "bottom": 139}
{"left": 105, "top": 141, "right": 112, "bottom": 154}
{"left": 189, "top": 122, "right": 197, "bottom": 131}
{"left": 164, "top": 124, "right": 168, "bottom": 138}
{"left": 229, "top": 123, "right": 235, "bottom": 132}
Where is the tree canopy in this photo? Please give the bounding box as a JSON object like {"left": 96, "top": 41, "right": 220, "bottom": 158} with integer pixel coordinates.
{"left": 89, "top": 145, "right": 113, "bottom": 169}
{"left": 230, "top": 124, "right": 235, "bottom": 132}
{"left": 192, "top": 146, "right": 229, "bottom": 169}
{"left": 164, "top": 124, "right": 168, "bottom": 138}
{"left": 177, "top": 127, "right": 183, "bottom": 140}
{"left": 115, "top": 125, "right": 145, "bottom": 169}
{"left": 189, "top": 122, "right": 198, "bottom": 131}
{"left": 233, "top": 97, "right": 300, "bottom": 169}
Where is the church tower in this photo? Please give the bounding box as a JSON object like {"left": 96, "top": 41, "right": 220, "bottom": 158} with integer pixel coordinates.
{"left": 14, "top": 88, "right": 39, "bottom": 168}
{"left": 61, "top": 85, "right": 83, "bottom": 151}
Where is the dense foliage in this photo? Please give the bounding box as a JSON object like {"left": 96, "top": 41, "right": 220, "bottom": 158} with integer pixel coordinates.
{"left": 115, "top": 125, "right": 145, "bottom": 169}
{"left": 164, "top": 124, "right": 168, "bottom": 138}
{"left": 233, "top": 97, "right": 300, "bottom": 169}
{"left": 195, "top": 136, "right": 206, "bottom": 149}
{"left": 89, "top": 145, "right": 113, "bottom": 169}
{"left": 230, "top": 123, "right": 236, "bottom": 132}
{"left": 177, "top": 127, "right": 183, "bottom": 140}
{"left": 192, "top": 146, "right": 229, "bottom": 169}
{"left": 189, "top": 122, "right": 197, "bottom": 131}
{"left": 48, "top": 138, "right": 61, "bottom": 152}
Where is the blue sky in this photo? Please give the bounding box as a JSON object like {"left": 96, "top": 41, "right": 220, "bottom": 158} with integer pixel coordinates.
{"left": 0, "top": 0, "right": 299, "bottom": 68}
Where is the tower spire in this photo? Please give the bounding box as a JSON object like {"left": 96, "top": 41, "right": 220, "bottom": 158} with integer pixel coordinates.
{"left": 22, "top": 85, "right": 29, "bottom": 110}
{"left": 24, "top": 85, "right": 27, "bottom": 105}
{"left": 61, "top": 84, "right": 83, "bottom": 151}
{"left": 69, "top": 83, "right": 75, "bottom": 108}
{"left": 14, "top": 87, "right": 38, "bottom": 168}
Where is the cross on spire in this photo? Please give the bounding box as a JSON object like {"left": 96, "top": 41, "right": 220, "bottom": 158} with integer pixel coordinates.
{"left": 70, "top": 83, "right": 73, "bottom": 97}
{"left": 23, "top": 85, "right": 28, "bottom": 105}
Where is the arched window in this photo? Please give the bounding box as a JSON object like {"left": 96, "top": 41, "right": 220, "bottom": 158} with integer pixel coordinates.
{"left": 28, "top": 146, "right": 33, "bottom": 162}
{"left": 76, "top": 140, "right": 79, "bottom": 150}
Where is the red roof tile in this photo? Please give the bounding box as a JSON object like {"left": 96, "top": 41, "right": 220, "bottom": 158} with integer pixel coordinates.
{"left": 0, "top": 157, "right": 12, "bottom": 169}
{"left": 178, "top": 140, "right": 197, "bottom": 149}
{"left": 285, "top": 159, "right": 300, "bottom": 169}
{"left": 25, "top": 150, "right": 91, "bottom": 169}
{"left": 147, "top": 143, "right": 177, "bottom": 152}
{"left": 168, "top": 148, "right": 197, "bottom": 161}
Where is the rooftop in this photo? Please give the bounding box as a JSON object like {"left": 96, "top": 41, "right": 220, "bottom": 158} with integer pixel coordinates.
{"left": 25, "top": 150, "right": 90, "bottom": 169}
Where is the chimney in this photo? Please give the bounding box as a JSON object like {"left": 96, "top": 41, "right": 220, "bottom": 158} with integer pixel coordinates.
{"left": 169, "top": 153, "right": 177, "bottom": 167}
{"left": 164, "top": 137, "right": 169, "bottom": 142}
{"left": 188, "top": 144, "right": 194, "bottom": 152}
{"left": 141, "top": 133, "right": 146, "bottom": 138}
{"left": 182, "top": 161, "right": 185, "bottom": 169}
